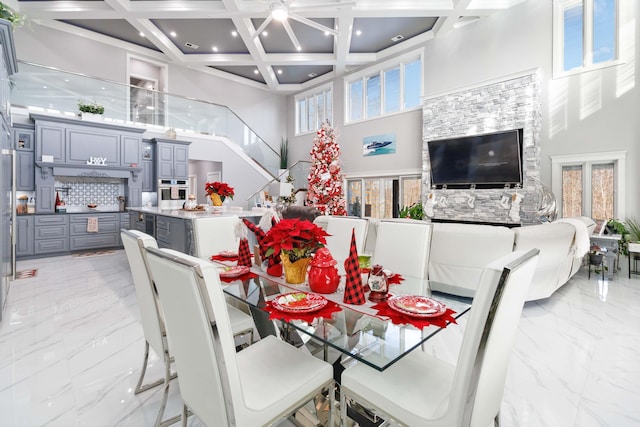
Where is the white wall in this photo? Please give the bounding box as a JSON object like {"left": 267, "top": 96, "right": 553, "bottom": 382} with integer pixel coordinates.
{"left": 287, "top": 0, "right": 640, "bottom": 217}
{"left": 13, "top": 23, "right": 288, "bottom": 151}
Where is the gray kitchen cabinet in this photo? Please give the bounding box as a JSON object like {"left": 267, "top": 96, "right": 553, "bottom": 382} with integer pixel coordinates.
{"left": 16, "top": 150, "right": 34, "bottom": 191}
{"left": 66, "top": 128, "right": 120, "bottom": 166}
{"left": 35, "top": 172, "right": 56, "bottom": 214}
{"left": 141, "top": 159, "right": 154, "bottom": 192}
{"left": 34, "top": 215, "right": 69, "bottom": 255}
{"left": 37, "top": 125, "right": 65, "bottom": 162}
{"left": 153, "top": 138, "right": 190, "bottom": 179}
{"left": 15, "top": 215, "right": 34, "bottom": 257}
{"left": 14, "top": 126, "right": 34, "bottom": 151}
{"left": 121, "top": 136, "right": 141, "bottom": 167}
{"left": 14, "top": 125, "right": 35, "bottom": 191}
{"left": 69, "top": 213, "right": 119, "bottom": 251}
{"left": 156, "top": 215, "right": 189, "bottom": 253}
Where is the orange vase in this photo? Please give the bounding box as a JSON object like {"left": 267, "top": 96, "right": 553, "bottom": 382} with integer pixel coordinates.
{"left": 210, "top": 193, "right": 224, "bottom": 206}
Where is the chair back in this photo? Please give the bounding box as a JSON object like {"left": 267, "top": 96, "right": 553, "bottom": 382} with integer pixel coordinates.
{"left": 321, "top": 216, "right": 368, "bottom": 274}
{"left": 372, "top": 220, "right": 431, "bottom": 278}
{"left": 145, "top": 247, "right": 240, "bottom": 425}
{"left": 120, "top": 229, "right": 165, "bottom": 357}
{"left": 192, "top": 215, "right": 240, "bottom": 259}
{"left": 450, "top": 249, "right": 539, "bottom": 427}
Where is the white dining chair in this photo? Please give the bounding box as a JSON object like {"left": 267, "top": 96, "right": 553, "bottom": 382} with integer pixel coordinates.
{"left": 192, "top": 215, "right": 241, "bottom": 260}
{"left": 319, "top": 216, "right": 368, "bottom": 275}
{"left": 145, "top": 247, "right": 334, "bottom": 427}
{"left": 340, "top": 248, "right": 540, "bottom": 427}
{"left": 371, "top": 219, "right": 432, "bottom": 278}
{"left": 121, "top": 229, "right": 178, "bottom": 427}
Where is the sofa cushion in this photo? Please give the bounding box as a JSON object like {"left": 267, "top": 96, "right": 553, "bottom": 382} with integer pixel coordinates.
{"left": 428, "top": 223, "right": 515, "bottom": 297}
{"left": 514, "top": 222, "right": 576, "bottom": 301}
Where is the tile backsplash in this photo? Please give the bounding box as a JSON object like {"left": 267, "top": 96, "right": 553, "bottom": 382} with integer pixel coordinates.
{"left": 54, "top": 177, "right": 125, "bottom": 209}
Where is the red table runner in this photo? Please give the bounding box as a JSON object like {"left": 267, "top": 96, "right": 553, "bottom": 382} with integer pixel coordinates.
{"left": 211, "top": 254, "right": 239, "bottom": 262}
{"left": 371, "top": 301, "right": 457, "bottom": 329}
{"left": 265, "top": 300, "right": 342, "bottom": 323}
{"left": 219, "top": 272, "right": 258, "bottom": 283}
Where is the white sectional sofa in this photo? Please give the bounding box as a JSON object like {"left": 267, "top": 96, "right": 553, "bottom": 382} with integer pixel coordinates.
{"left": 315, "top": 216, "right": 593, "bottom": 302}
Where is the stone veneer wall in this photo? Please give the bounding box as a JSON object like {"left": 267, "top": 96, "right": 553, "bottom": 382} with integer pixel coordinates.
{"left": 422, "top": 72, "right": 542, "bottom": 225}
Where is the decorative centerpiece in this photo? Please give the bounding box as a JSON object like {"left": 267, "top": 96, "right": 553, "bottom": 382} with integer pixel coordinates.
{"left": 205, "top": 181, "right": 234, "bottom": 206}
{"left": 264, "top": 218, "right": 329, "bottom": 284}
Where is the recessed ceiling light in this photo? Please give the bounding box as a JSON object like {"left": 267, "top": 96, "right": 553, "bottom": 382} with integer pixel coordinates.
{"left": 262, "top": 31, "right": 268, "bottom": 37}
{"left": 296, "top": 46, "right": 302, "bottom": 51}
{"left": 355, "top": 30, "right": 362, "bottom": 36}
{"left": 271, "top": 3, "right": 288, "bottom": 21}
{"left": 139, "top": 32, "right": 145, "bottom": 37}
{"left": 277, "top": 69, "right": 283, "bottom": 74}
{"left": 42, "top": 85, "right": 47, "bottom": 89}
{"left": 254, "top": 69, "right": 259, "bottom": 74}
{"left": 308, "top": 73, "right": 317, "bottom": 78}
{"left": 231, "top": 31, "right": 238, "bottom": 37}
{"left": 212, "top": 46, "right": 218, "bottom": 52}
{"left": 324, "top": 31, "right": 330, "bottom": 36}
{"left": 170, "top": 31, "right": 177, "bottom": 38}
{"left": 391, "top": 34, "right": 404, "bottom": 42}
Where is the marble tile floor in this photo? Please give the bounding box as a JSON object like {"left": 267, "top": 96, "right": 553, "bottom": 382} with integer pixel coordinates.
{"left": 0, "top": 250, "right": 639, "bottom": 426}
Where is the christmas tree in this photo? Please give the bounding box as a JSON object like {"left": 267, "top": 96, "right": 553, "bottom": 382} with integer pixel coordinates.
{"left": 306, "top": 121, "right": 347, "bottom": 216}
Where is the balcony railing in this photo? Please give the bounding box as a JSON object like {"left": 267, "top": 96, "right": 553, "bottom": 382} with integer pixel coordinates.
{"left": 9, "top": 61, "right": 280, "bottom": 176}
{"left": 247, "top": 160, "right": 311, "bottom": 207}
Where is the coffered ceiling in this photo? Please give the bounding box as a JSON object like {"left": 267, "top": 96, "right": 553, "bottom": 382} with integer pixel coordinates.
{"left": 12, "top": 0, "right": 529, "bottom": 93}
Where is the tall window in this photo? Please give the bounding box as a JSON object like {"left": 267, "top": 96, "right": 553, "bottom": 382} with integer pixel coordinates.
{"left": 346, "top": 51, "right": 423, "bottom": 123}
{"left": 295, "top": 84, "right": 333, "bottom": 135}
{"left": 347, "top": 174, "right": 421, "bottom": 219}
{"left": 552, "top": 152, "right": 625, "bottom": 220}
{"left": 553, "top": 0, "right": 618, "bottom": 76}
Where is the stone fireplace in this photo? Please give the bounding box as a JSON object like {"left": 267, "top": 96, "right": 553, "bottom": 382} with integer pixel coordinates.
{"left": 422, "top": 70, "right": 543, "bottom": 225}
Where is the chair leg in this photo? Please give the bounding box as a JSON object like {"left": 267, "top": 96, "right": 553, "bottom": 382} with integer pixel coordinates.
{"left": 156, "top": 352, "right": 181, "bottom": 427}
{"left": 340, "top": 387, "right": 348, "bottom": 425}
{"left": 494, "top": 411, "right": 500, "bottom": 427}
{"left": 135, "top": 341, "right": 165, "bottom": 394}
{"left": 181, "top": 404, "right": 189, "bottom": 427}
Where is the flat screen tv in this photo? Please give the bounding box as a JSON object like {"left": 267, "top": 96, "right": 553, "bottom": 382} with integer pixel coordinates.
{"left": 427, "top": 129, "right": 523, "bottom": 189}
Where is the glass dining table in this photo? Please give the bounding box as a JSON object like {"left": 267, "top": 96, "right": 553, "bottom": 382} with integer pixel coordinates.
{"left": 215, "top": 263, "right": 472, "bottom": 372}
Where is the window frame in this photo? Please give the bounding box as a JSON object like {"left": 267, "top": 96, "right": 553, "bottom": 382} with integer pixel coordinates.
{"left": 294, "top": 83, "right": 333, "bottom": 136}
{"left": 345, "top": 172, "right": 422, "bottom": 219}
{"left": 551, "top": 151, "right": 626, "bottom": 219}
{"left": 344, "top": 49, "right": 424, "bottom": 124}
{"left": 552, "top": 0, "right": 621, "bottom": 78}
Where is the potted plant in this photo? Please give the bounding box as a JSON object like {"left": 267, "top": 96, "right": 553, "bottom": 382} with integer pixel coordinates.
{"left": 0, "top": 2, "right": 25, "bottom": 28}
{"left": 264, "top": 218, "right": 329, "bottom": 283}
{"left": 625, "top": 217, "right": 640, "bottom": 255}
{"left": 204, "top": 181, "right": 234, "bottom": 206}
{"left": 606, "top": 219, "right": 630, "bottom": 256}
{"left": 399, "top": 202, "right": 424, "bottom": 220}
{"left": 78, "top": 100, "right": 105, "bottom": 120}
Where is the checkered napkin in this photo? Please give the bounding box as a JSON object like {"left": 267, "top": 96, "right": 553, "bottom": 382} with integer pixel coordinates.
{"left": 242, "top": 218, "right": 282, "bottom": 276}
{"left": 237, "top": 238, "right": 252, "bottom": 267}
{"left": 343, "top": 228, "right": 366, "bottom": 305}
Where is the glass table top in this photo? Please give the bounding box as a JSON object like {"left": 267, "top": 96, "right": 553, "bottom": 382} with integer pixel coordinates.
{"left": 217, "top": 264, "right": 472, "bottom": 371}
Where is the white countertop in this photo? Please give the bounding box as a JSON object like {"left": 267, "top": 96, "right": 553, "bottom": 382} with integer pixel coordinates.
{"left": 127, "top": 206, "right": 266, "bottom": 219}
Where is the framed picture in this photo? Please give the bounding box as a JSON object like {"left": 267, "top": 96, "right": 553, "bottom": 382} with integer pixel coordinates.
{"left": 363, "top": 133, "right": 396, "bottom": 157}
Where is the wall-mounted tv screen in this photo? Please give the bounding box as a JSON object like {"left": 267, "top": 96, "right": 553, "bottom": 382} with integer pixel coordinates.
{"left": 427, "top": 129, "right": 523, "bottom": 189}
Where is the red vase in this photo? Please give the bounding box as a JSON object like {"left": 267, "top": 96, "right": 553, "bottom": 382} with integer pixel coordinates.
{"left": 308, "top": 248, "right": 340, "bottom": 294}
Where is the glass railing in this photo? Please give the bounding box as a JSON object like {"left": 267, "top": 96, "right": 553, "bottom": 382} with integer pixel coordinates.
{"left": 9, "top": 61, "right": 280, "bottom": 176}
{"left": 247, "top": 160, "right": 311, "bottom": 207}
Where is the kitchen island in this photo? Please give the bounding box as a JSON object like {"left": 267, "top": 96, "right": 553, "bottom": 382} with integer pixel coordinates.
{"left": 127, "top": 206, "right": 267, "bottom": 255}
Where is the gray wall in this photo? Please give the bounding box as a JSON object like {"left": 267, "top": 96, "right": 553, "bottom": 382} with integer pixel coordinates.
{"left": 287, "top": 0, "right": 640, "bottom": 217}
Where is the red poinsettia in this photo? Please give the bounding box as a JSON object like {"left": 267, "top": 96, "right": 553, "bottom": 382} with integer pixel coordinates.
{"left": 204, "top": 181, "right": 234, "bottom": 199}
{"left": 264, "top": 218, "right": 330, "bottom": 262}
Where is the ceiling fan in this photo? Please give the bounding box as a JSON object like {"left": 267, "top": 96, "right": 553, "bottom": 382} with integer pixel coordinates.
{"left": 250, "top": 0, "right": 355, "bottom": 50}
